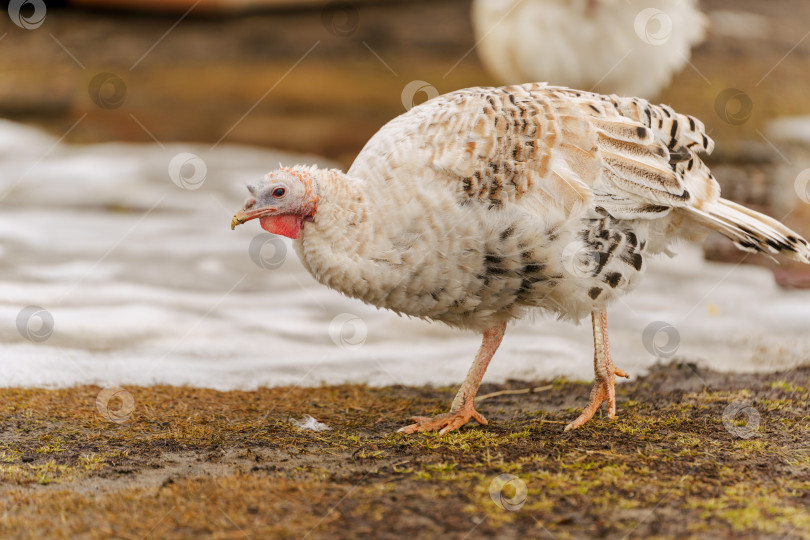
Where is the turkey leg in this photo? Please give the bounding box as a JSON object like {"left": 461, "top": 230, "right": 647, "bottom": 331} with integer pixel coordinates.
{"left": 398, "top": 322, "right": 507, "bottom": 435}
{"left": 565, "top": 310, "right": 629, "bottom": 431}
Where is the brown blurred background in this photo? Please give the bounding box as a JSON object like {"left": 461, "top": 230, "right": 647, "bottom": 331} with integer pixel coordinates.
{"left": 3, "top": 0, "right": 810, "bottom": 282}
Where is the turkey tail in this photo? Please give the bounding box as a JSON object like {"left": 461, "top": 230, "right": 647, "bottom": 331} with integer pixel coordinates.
{"left": 686, "top": 198, "right": 810, "bottom": 263}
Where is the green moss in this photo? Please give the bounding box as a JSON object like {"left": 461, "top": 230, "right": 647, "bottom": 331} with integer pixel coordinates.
{"left": 35, "top": 443, "right": 67, "bottom": 454}
{"left": 769, "top": 380, "right": 805, "bottom": 393}
{"left": 733, "top": 439, "right": 768, "bottom": 452}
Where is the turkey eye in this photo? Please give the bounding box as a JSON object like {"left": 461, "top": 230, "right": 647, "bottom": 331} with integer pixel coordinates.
{"left": 271, "top": 187, "right": 286, "bottom": 198}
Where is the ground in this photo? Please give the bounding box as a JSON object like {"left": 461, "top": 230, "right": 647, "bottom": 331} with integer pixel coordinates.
{"left": 2, "top": 363, "right": 809, "bottom": 539}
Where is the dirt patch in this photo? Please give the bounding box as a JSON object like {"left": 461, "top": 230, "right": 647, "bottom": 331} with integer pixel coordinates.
{"left": 1, "top": 363, "right": 809, "bottom": 538}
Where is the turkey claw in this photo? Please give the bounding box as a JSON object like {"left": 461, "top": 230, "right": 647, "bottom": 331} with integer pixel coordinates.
{"left": 398, "top": 407, "right": 487, "bottom": 435}
{"left": 564, "top": 366, "right": 629, "bottom": 432}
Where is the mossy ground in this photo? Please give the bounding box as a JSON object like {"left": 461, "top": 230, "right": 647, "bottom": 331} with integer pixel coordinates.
{"left": 1, "top": 363, "right": 808, "bottom": 539}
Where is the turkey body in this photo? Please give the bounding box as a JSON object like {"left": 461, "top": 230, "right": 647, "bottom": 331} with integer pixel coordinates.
{"left": 298, "top": 163, "right": 653, "bottom": 332}
{"left": 295, "top": 83, "right": 779, "bottom": 332}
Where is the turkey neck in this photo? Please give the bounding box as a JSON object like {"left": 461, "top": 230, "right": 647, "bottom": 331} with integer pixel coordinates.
{"left": 294, "top": 170, "right": 377, "bottom": 297}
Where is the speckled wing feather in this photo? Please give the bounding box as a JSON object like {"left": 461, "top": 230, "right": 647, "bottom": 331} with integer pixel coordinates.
{"left": 365, "top": 83, "right": 708, "bottom": 220}
{"left": 425, "top": 85, "right": 595, "bottom": 218}
{"left": 554, "top": 86, "right": 716, "bottom": 213}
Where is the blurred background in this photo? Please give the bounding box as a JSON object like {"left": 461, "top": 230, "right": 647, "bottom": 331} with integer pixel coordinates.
{"left": 2, "top": 0, "right": 810, "bottom": 390}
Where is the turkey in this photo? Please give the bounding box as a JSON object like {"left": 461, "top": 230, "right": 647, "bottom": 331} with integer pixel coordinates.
{"left": 231, "top": 83, "right": 810, "bottom": 435}
{"left": 471, "top": 0, "right": 707, "bottom": 98}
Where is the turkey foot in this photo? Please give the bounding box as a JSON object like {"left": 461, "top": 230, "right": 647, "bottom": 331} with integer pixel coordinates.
{"left": 565, "top": 310, "right": 629, "bottom": 432}
{"left": 564, "top": 366, "right": 629, "bottom": 432}
{"left": 398, "top": 403, "right": 487, "bottom": 435}
{"left": 398, "top": 322, "right": 506, "bottom": 436}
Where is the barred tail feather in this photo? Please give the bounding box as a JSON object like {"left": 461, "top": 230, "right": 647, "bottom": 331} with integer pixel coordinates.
{"left": 687, "top": 198, "right": 810, "bottom": 263}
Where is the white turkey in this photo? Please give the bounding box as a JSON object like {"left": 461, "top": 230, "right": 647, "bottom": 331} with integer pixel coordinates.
{"left": 471, "top": 0, "right": 707, "bottom": 98}
{"left": 232, "top": 83, "right": 810, "bottom": 435}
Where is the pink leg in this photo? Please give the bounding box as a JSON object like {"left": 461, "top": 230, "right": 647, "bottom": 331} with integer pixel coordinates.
{"left": 564, "top": 310, "right": 629, "bottom": 432}
{"left": 399, "top": 322, "right": 507, "bottom": 435}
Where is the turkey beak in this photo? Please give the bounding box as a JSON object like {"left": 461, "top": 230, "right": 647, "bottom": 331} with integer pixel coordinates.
{"left": 231, "top": 209, "right": 248, "bottom": 230}
{"left": 231, "top": 203, "right": 277, "bottom": 230}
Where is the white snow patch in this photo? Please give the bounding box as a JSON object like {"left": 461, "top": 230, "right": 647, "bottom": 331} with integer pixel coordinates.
{"left": 0, "top": 121, "right": 809, "bottom": 391}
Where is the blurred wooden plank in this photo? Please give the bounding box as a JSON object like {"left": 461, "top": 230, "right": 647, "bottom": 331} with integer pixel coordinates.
{"left": 70, "top": 0, "right": 402, "bottom": 14}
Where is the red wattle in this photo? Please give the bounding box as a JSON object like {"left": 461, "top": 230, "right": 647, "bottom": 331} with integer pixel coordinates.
{"left": 260, "top": 215, "right": 302, "bottom": 239}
